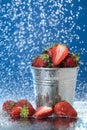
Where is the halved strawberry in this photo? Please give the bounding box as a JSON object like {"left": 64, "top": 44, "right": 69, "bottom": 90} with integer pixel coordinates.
{"left": 3, "top": 100, "right": 16, "bottom": 113}
{"left": 34, "top": 106, "right": 53, "bottom": 119}
{"left": 54, "top": 101, "right": 77, "bottom": 118}
{"left": 52, "top": 44, "right": 69, "bottom": 65}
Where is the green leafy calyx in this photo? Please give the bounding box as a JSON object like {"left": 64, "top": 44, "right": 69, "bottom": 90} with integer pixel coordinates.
{"left": 20, "top": 107, "right": 29, "bottom": 118}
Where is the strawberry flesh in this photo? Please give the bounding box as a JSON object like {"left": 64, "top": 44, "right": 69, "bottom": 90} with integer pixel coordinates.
{"left": 34, "top": 106, "right": 53, "bottom": 119}
{"left": 52, "top": 44, "right": 69, "bottom": 65}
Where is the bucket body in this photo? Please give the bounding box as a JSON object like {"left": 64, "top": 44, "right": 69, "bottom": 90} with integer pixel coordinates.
{"left": 31, "top": 67, "right": 79, "bottom": 108}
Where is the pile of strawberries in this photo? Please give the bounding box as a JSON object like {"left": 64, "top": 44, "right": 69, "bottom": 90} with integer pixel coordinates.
{"left": 2, "top": 99, "right": 77, "bottom": 119}
{"left": 3, "top": 99, "right": 35, "bottom": 118}
{"left": 32, "top": 43, "right": 80, "bottom": 68}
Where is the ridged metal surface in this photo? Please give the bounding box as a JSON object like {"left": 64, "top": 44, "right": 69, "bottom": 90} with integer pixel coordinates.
{"left": 31, "top": 67, "right": 79, "bottom": 107}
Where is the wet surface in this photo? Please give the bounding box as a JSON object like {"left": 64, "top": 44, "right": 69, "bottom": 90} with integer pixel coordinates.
{"left": 0, "top": 102, "right": 87, "bottom": 130}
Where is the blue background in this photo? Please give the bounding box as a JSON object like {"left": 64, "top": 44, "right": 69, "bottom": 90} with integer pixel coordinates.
{"left": 0, "top": 0, "right": 87, "bottom": 103}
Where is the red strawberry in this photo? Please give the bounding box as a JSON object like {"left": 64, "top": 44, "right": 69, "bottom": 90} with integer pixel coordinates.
{"left": 10, "top": 105, "right": 35, "bottom": 118}
{"left": 34, "top": 106, "right": 53, "bottom": 119}
{"left": 52, "top": 44, "right": 69, "bottom": 65}
{"left": 10, "top": 106, "right": 21, "bottom": 118}
{"left": 3, "top": 100, "right": 16, "bottom": 113}
{"left": 16, "top": 99, "right": 35, "bottom": 117}
{"left": 32, "top": 56, "right": 46, "bottom": 67}
{"left": 28, "top": 105, "right": 35, "bottom": 117}
{"left": 54, "top": 101, "right": 77, "bottom": 118}
{"left": 20, "top": 106, "right": 35, "bottom": 118}
{"left": 15, "top": 99, "right": 32, "bottom": 108}
{"left": 32, "top": 54, "right": 49, "bottom": 67}
{"left": 60, "top": 53, "right": 80, "bottom": 67}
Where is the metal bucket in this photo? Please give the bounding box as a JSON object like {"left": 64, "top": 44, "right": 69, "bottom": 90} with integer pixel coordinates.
{"left": 31, "top": 66, "right": 79, "bottom": 108}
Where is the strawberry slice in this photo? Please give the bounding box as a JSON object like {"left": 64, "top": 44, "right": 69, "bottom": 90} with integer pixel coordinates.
{"left": 54, "top": 101, "right": 77, "bottom": 118}
{"left": 34, "top": 106, "right": 53, "bottom": 119}
{"left": 52, "top": 44, "right": 69, "bottom": 65}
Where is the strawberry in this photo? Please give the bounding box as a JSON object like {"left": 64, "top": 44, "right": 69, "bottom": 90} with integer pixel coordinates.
{"left": 10, "top": 99, "right": 35, "bottom": 118}
{"left": 15, "top": 99, "right": 35, "bottom": 117}
{"left": 32, "top": 56, "right": 46, "bottom": 67}
{"left": 59, "top": 53, "right": 80, "bottom": 67}
{"left": 54, "top": 101, "right": 77, "bottom": 118}
{"left": 52, "top": 44, "right": 69, "bottom": 65}
{"left": 20, "top": 106, "right": 35, "bottom": 118}
{"left": 32, "top": 54, "right": 50, "bottom": 67}
{"left": 15, "top": 99, "right": 32, "bottom": 108}
{"left": 10, "top": 105, "right": 35, "bottom": 118}
{"left": 32, "top": 53, "right": 49, "bottom": 67}
{"left": 34, "top": 106, "right": 53, "bottom": 119}
{"left": 28, "top": 105, "right": 35, "bottom": 117}
{"left": 3, "top": 100, "right": 16, "bottom": 113}
{"left": 10, "top": 106, "right": 21, "bottom": 118}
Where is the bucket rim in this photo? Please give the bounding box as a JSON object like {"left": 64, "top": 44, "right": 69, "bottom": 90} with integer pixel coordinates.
{"left": 30, "top": 65, "right": 79, "bottom": 70}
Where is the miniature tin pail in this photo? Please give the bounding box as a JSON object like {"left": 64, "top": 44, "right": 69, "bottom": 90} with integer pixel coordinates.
{"left": 31, "top": 66, "right": 79, "bottom": 108}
